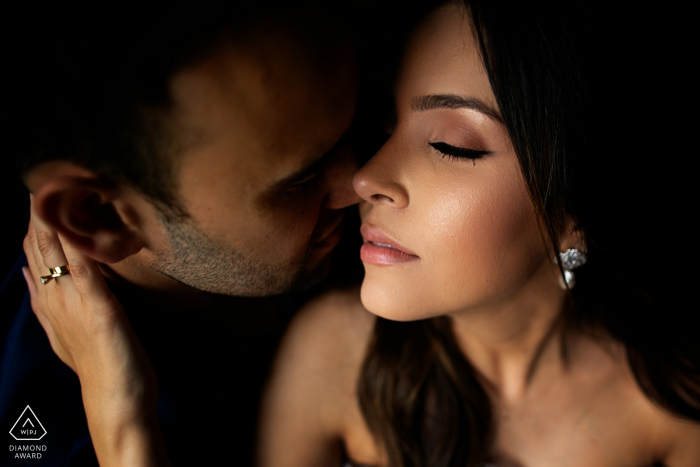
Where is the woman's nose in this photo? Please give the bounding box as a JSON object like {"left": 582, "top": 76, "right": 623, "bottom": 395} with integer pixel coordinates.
{"left": 352, "top": 137, "right": 409, "bottom": 209}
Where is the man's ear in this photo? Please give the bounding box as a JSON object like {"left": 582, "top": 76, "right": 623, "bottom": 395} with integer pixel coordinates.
{"left": 28, "top": 161, "right": 149, "bottom": 264}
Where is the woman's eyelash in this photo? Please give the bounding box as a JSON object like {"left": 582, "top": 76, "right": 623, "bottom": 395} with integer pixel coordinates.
{"left": 429, "top": 142, "right": 493, "bottom": 165}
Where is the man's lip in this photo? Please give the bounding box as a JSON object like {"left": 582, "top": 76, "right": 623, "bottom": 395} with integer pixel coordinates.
{"left": 315, "top": 213, "right": 345, "bottom": 245}
{"left": 360, "top": 224, "right": 418, "bottom": 257}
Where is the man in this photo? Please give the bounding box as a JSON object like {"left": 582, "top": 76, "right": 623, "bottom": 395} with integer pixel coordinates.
{"left": 1, "top": 2, "right": 359, "bottom": 465}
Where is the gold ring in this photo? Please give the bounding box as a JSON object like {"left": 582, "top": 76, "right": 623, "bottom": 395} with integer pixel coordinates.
{"left": 40, "top": 265, "right": 71, "bottom": 285}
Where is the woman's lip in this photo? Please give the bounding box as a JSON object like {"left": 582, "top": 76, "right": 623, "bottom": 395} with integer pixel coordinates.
{"left": 360, "top": 224, "right": 418, "bottom": 257}
{"left": 360, "top": 242, "right": 419, "bottom": 265}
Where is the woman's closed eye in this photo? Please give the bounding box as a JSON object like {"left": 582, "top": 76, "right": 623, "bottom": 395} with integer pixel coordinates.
{"left": 429, "top": 141, "right": 493, "bottom": 165}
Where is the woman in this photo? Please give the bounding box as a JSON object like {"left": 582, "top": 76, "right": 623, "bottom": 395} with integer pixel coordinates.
{"left": 254, "top": 1, "right": 700, "bottom": 465}
{"left": 23, "top": 0, "right": 700, "bottom": 466}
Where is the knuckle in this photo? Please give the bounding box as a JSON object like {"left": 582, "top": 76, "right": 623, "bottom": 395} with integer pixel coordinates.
{"left": 69, "top": 262, "right": 88, "bottom": 280}
{"left": 36, "top": 230, "right": 56, "bottom": 259}
{"left": 25, "top": 224, "right": 35, "bottom": 242}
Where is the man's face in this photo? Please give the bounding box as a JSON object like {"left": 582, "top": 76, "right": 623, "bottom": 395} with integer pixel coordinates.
{"left": 147, "top": 24, "right": 360, "bottom": 296}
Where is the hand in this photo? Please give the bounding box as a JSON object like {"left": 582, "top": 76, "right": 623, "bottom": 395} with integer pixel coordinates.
{"left": 22, "top": 194, "right": 169, "bottom": 467}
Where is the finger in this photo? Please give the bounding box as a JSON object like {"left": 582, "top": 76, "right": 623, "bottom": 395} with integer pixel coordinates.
{"left": 23, "top": 228, "right": 49, "bottom": 300}
{"left": 25, "top": 216, "right": 54, "bottom": 292}
{"left": 30, "top": 195, "right": 69, "bottom": 276}
{"left": 27, "top": 224, "right": 48, "bottom": 286}
{"left": 23, "top": 227, "right": 40, "bottom": 283}
{"left": 57, "top": 232, "right": 112, "bottom": 303}
{"left": 24, "top": 222, "right": 62, "bottom": 326}
{"left": 21, "top": 267, "right": 38, "bottom": 304}
{"left": 22, "top": 266, "right": 58, "bottom": 349}
{"left": 22, "top": 264, "right": 47, "bottom": 326}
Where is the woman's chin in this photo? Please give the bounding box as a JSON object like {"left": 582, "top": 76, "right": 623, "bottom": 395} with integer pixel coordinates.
{"left": 359, "top": 277, "right": 435, "bottom": 322}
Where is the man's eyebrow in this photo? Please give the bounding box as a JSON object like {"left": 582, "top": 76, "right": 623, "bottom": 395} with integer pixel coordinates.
{"left": 411, "top": 94, "right": 503, "bottom": 124}
{"left": 267, "top": 129, "right": 352, "bottom": 190}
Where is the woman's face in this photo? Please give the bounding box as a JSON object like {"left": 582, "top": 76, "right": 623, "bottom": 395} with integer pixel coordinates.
{"left": 353, "top": 4, "right": 555, "bottom": 321}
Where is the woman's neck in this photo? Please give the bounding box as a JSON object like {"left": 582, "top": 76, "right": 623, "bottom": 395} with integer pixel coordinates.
{"left": 449, "top": 263, "right": 571, "bottom": 403}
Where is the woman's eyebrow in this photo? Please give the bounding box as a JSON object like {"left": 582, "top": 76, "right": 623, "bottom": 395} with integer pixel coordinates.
{"left": 411, "top": 94, "right": 503, "bottom": 124}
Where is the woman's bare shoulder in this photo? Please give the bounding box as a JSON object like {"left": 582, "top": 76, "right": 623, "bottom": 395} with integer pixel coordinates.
{"left": 257, "top": 287, "right": 376, "bottom": 466}
{"left": 585, "top": 336, "right": 700, "bottom": 466}
{"left": 289, "top": 286, "right": 376, "bottom": 356}
{"left": 272, "top": 285, "right": 374, "bottom": 372}
{"left": 641, "top": 380, "right": 700, "bottom": 466}
{"left": 276, "top": 287, "right": 375, "bottom": 388}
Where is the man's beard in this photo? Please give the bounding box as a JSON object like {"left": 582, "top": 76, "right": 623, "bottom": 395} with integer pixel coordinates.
{"left": 148, "top": 216, "right": 328, "bottom": 297}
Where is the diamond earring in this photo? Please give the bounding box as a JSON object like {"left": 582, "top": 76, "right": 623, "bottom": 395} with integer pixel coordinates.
{"left": 555, "top": 248, "right": 587, "bottom": 290}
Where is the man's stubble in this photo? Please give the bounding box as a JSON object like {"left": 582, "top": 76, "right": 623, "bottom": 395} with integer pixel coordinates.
{"left": 148, "top": 216, "right": 328, "bottom": 297}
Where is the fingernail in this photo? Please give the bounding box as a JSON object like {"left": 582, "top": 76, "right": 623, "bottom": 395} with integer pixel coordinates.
{"left": 21, "top": 267, "right": 31, "bottom": 288}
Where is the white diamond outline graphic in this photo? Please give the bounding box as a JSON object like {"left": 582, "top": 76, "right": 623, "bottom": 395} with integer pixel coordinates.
{"left": 9, "top": 405, "right": 47, "bottom": 441}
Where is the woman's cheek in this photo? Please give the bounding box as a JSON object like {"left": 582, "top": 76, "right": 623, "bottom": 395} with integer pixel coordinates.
{"left": 419, "top": 175, "right": 541, "bottom": 313}
{"left": 359, "top": 156, "right": 545, "bottom": 320}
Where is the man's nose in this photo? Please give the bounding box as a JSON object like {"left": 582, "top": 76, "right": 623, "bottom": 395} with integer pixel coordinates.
{"left": 322, "top": 146, "right": 362, "bottom": 209}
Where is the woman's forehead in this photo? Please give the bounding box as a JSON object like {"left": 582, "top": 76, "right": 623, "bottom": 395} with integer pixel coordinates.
{"left": 395, "top": 3, "right": 496, "bottom": 113}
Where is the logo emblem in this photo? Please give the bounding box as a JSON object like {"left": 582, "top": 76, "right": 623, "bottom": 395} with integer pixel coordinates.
{"left": 9, "top": 406, "right": 47, "bottom": 441}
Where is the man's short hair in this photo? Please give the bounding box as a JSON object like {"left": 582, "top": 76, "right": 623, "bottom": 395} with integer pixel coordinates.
{"left": 4, "top": 2, "right": 280, "bottom": 219}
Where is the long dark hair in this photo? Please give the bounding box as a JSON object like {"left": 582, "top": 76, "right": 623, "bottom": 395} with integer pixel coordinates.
{"left": 357, "top": 1, "right": 699, "bottom": 465}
